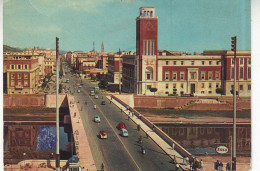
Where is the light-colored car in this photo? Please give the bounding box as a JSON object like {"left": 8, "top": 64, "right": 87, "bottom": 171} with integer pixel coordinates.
{"left": 95, "top": 95, "right": 99, "bottom": 99}
{"left": 120, "top": 129, "right": 128, "bottom": 137}
{"left": 94, "top": 115, "right": 101, "bottom": 123}
{"left": 77, "top": 89, "right": 81, "bottom": 93}
{"left": 99, "top": 131, "right": 107, "bottom": 139}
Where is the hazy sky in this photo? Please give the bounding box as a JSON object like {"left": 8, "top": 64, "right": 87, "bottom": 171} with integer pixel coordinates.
{"left": 3, "top": 0, "right": 250, "bottom": 53}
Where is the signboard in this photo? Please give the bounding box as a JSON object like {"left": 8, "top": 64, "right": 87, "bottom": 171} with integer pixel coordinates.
{"left": 216, "top": 146, "right": 228, "bottom": 154}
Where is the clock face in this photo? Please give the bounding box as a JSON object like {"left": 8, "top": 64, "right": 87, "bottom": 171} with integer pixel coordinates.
{"left": 146, "top": 21, "right": 155, "bottom": 31}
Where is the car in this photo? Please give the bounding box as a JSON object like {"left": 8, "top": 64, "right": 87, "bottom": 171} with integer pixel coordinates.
{"left": 78, "top": 85, "right": 82, "bottom": 88}
{"left": 117, "top": 122, "right": 126, "bottom": 130}
{"left": 101, "top": 100, "right": 106, "bottom": 105}
{"left": 95, "top": 95, "right": 99, "bottom": 99}
{"left": 99, "top": 131, "right": 107, "bottom": 139}
{"left": 120, "top": 129, "right": 128, "bottom": 137}
{"left": 77, "top": 89, "right": 81, "bottom": 93}
{"left": 94, "top": 115, "right": 101, "bottom": 123}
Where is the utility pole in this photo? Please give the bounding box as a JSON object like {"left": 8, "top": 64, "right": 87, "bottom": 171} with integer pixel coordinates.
{"left": 56, "top": 37, "right": 60, "bottom": 171}
{"left": 119, "top": 48, "right": 122, "bottom": 94}
{"left": 231, "top": 36, "right": 237, "bottom": 171}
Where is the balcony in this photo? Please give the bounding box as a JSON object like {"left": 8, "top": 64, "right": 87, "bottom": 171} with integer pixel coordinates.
{"left": 15, "top": 85, "right": 23, "bottom": 89}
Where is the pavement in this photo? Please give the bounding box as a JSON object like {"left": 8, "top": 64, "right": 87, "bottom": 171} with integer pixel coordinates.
{"left": 67, "top": 95, "right": 97, "bottom": 171}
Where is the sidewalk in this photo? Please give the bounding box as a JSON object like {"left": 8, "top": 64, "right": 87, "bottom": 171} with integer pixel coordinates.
{"left": 107, "top": 96, "right": 191, "bottom": 171}
{"left": 68, "top": 95, "right": 97, "bottom": 171}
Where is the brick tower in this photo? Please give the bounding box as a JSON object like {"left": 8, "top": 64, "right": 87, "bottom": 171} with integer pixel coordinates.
{"left": 136, "top": 7, "right": 158, "bottom": 94}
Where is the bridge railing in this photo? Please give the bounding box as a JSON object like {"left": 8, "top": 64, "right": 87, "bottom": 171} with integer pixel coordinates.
{"left": 111, "top": 95, "right": 195, "bottom": 161}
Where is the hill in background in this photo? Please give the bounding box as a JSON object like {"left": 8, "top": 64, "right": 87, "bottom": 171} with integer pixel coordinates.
{"left": 3, "top": 45, "right": 67, "bottom": 54}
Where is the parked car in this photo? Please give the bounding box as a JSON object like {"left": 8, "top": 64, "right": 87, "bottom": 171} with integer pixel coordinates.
{"left": 94, "top": 115, "right": 101, "bottom": 123}
{"left": 120, "top": 129, "right": 128, "bottom": 137}
{"left": 77, "top": 89, "right": 81, "bottom": 93}
{"left": 95, "top": 95, "right": 99, "bottom": 99}
{"left": 101, "top": 100, "right": 106, "bottom": 105}
{"left": 99, "top": 131, "right": 107, "bottom": 139}
{"left": 117, "top": 122, "right": 126, "bottom": 130}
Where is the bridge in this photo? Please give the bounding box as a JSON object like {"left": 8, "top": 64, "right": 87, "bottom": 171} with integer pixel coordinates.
{"left": 66, "top": 73, "right": 196, "bottom": 171}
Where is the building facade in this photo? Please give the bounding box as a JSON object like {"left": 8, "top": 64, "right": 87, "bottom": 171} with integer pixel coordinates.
{"left": 5, "top": 54, "right": 40, "bottom": 94}
{"left": 122, "top": 7, "right": 251, "bottom": 97}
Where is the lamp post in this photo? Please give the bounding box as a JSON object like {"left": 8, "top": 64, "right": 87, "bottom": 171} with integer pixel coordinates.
{"left": 231, "top": 36, "right": 237, "bottom": 170}
{"left": 23, "top": 153, "right": 26, "bottom": 170}
{"left": 56, "top": 37, "right": 60, "bottom": 171}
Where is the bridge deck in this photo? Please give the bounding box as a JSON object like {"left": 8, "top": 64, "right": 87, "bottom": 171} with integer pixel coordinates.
{"left": 68, "top": 95, "right": 96, "bottom": 171}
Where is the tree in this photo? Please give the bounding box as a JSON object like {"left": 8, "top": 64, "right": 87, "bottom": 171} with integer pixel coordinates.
{"left": 216, "top": 88, "right": 225, "bottom": 97}
{"left": 98, "top": 78, "right": 108, "bottom": 89}
{"left": 150, "top": 88, "right": 157, "bottom": 96}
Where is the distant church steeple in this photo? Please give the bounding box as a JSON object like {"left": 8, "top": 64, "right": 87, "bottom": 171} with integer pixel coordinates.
{"left": 93, "top": 41, "right": 95, "bottom": 52}
{"left": 101, "top": 42, "right": 104, "bottom": 53}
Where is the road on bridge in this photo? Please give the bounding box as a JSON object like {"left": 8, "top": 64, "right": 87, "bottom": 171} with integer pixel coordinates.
{"left": 63, "top": 66, "right": 180, "bottom": 171}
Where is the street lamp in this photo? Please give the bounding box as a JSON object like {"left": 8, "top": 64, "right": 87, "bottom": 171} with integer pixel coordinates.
{"left": 231, "top": 36, "right": 237, "bottom": 171}
{"left": 23, "top": 153, "right": 26, "bottom": 170}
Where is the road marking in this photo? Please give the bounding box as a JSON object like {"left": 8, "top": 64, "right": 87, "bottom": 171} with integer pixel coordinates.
{"left": 81, "top": 87, "right": 142, "bottom": 171}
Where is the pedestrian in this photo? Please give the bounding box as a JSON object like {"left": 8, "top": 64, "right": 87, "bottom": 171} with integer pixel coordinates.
{"left": 219, "top": 162, "right": 223, "bottom": 171}
{"left": 215, "top": 160, "right": 220, "bottom": 170}
{"left": 190, "top": 161, "right": 194, "bottom": 171}
{"left": 173, "top": 155, "right": 177, "bottom": 164}
{"left": 128, "top": 115, "right": 130, "bottom": 121}
{"left": 74, "top": 112, "right": 76, "bottom": 118}
{"left": 194, "top": 160, "right": 199, "bottom": 171}
{"left": 139, "top": 136, "right": 142, "bottom": 144}
{"left": 101, "top": 163, "right": 104, "bottom": 171}
{"left": 137, "top": 124, "right": 141, "bottom": 131}
{"left": 132, "top": 112, "right": 134, "bottom": 117}
{"left": 146, "top": 132, "right": 149, "bottom": 138}
{"left": 226, "top": 162, "right": 230, "bottom": 171}
{"left": 82, "top": 167, "right": 84, "bottom": 171}
{"left": 200, "top": 159, "right": 203, "bottom": 170}
{"left": 110, "top": 100, "right": 112, "bottom": 104}
{"left": 121, "top": 108, "right": 123, "bottom": 112}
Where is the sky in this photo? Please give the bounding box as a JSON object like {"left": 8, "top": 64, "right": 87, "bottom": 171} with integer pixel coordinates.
{"left": 3, "top": 0, "right": 251, "bottom": 53}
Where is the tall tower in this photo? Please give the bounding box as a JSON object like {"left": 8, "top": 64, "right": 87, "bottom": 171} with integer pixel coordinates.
{"left": 101, "top": 42, "right": 104, "bottom": 53}
{"left": 136, "top": 7, "right": 158, "bottom": 94}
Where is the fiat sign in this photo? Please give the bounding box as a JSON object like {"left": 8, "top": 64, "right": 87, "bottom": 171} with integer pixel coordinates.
{"left": 216, "top": 146, "right": 228, "bottom": 154}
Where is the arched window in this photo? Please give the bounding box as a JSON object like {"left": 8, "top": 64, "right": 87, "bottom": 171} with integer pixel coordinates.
{"left": 145, "top": 67, "right": 153, "bottom": 80}
{"left": 150, "top": 11, "right": 153, "bottom": 17}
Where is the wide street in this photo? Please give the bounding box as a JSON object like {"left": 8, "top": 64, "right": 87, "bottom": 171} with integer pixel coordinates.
{"left": 62, "top": 65, "right": 179, "bottom": 171}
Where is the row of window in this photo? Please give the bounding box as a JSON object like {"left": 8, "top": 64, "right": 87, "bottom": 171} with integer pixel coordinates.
{"left": 164, "top": 71, "right": 221, "bottom": 81}
{"left": 163, "top": 127, "right": 215, "bottom": 136}
{"left": 231, "top": 67, "right": 251, "bottom": 79}
{"left": 231, "top": 84, "right": 251, "bottom": 91}
{"left": 165, "top": 60, "right": 220, "bottom": 66}
{"left": 10, "top": 80, "right": 29, "bottom": 87}
{"left": 143, "top": 40, "right": 155, "bottom": 56}
{"left": 10, "top": 73, "right": 29, "bottom": 79}
{"left": 232, "top": 58, "right": 251, "bottom": 65}
{"left": 10, "top": 64, "right": 29, "bottom": 70}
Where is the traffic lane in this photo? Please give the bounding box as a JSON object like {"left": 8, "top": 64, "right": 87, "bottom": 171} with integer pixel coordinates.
{"left": 98, "top": 99, "right": 174, "bottom": 171}
{"left": 77, "top": 88, "right": 141, "bottom": 171}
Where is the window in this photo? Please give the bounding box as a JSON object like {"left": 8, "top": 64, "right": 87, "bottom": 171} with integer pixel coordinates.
{"left": 173, "top": 61, "right": 176, "bottom": 65}
{"left": 165, "top": 92, "right": 169, "bottom": 94}
{"left": 248, "top": 84, "right": 251, "bottom": 90}
{"left": 215, "top": 72, "right": 220, "bottom": 80}
{"left": 216, "top": 61, "right": 220, "bottom": 65}
{"left": 148, "top": 40, "right": 150, "bottom": 55}
{"left": 11, "top": 80, "right": 15, "bottom": 86}
{"left": 216, "top": 83, "right": 219, "bottom": 88}
{"left": 24, "top": 65, "right": 28, "bottom": 69}
{"left": 201, "top": 83, "right": 205, "bottom": 88}
{"left": 24, "top": 80, "right": 28, "bottom": 86}
{"left": 180, "top": 73, "right": 185, "bottom": 80}
{"left": 144, "top": 40, "right": 147, "bottom": 55}
{"left": 208, "top": 72, "right": 213, "bottom": 80}
{"left": 172, "top": 73, "right": 177, "bottom": 80}
{"left": 240, "top": 85, "right": 243, "bottom": 90}
{"left": 231, "top": 67, "right": 234, "bottom": 79}
{"left": 146, "top": 73, "right": 151, "bottom": 80}
{"left": 209, "top": 83, "right": 212, "bottom": 88}
{"left": 248, "top": 58, "right": 251, "bottom": 65}
{"left": 201, "top": 72, "right": 205, "bottom": 80}
{"left": 151, "top": 41, "right": 154, "bottom": 55}
{"left": 181, "top": 83, "right": 184, "bottom": 88}
{"left": 11, "top": 64, "right": 15, "bottom": 69}
{"left": 146, "top": 85, "right": 151, "bottom": 90}
{"left": 239, "top": 68, "right": 244, "bottom": 79}
{"left": 208, "top": 91, "right": 212, "bottom": 94}
{"left": 181, "top": 61, "right": 184, "bottom": 65}
{"left": 18, "top": 74, "right": 21, "bottom": 79}
{"left": 11, "top": 74, "right": 15, "bottom": 79}
{"left": 173, "top": 84, "right": 176, "bottom": 89}
{"left": 202, "top": 61, "right": 205, "bottom": 65}
{"left": 165, "top": 72, "right": 169, "bottom": 80}
{"left": 18, "top": 65, "right": 21, "bottom": 69}
{"left": 248, "top": 67, "right": 251, "bottom": 79}
{"left": 190, "top": 72, "right": 196, "bottom": 80}
{"left": 201, "top": 91, "right": 205, "bottom": 94}
{"left": 240, "top": 58, "right": 244, "bottom": 65}
{"left": 231, "top": 85, "right": 234, "bottom": 90}
{"left": 232, "top": 59, "right": 235, "bottom": 65}
{"left": 166, "top": 61, "right": 169, "bottom": 65}
{"left": 18, "top": 80, "right": 22, "bottom": 86}
{"left": 191, "top": 61, "right": 194, "bottom": 65}
{"left": 166, "top": 84, "right": 169, "bottom": 89}
{"left": 209, "top": 61, "right": 212, "bottom": 65}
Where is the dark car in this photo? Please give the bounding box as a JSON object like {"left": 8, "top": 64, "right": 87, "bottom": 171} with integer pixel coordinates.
{"left": 117, "top": 122, "right": 126, "bottom": 130}
{"left": 101, "top": 100, "right": 106, "bottom": 105}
